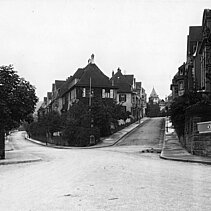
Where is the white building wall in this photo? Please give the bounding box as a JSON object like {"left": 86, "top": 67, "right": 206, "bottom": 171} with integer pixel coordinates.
{"left": 117, "top": 93, "right": 132, "bottom": 113}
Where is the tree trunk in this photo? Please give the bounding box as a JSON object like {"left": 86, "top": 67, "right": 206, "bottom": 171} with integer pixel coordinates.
{"left": 0, "top": 129, "right": 5, "bottom": 159}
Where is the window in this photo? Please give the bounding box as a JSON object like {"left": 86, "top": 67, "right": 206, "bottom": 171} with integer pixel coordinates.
{"left": 82, "top": 88, "right": 94, "bottom": 98}
{"left": 179, "top": 81, "right": 184, "bottom": 90}
{"left": 110, "top": 89, "right": 114, "bottom": 98}
{"left": 119, "top": 94, "right": 126, "bottom": 102}
{"left": 82, "top": 88, "right": 86, "bottom": 97}
{"left": 102, "top": 89, "right": 105, "bottom": 98}
{"left": 102, "top": 89, "right": 111, "bottom": 98}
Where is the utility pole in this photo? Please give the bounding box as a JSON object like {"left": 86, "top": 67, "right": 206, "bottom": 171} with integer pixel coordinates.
{"left": 89, "top": 77, "right": 95, "bottom": 145}
{"left": 89, "top": 77, "right": 92, "bottom": 107}
{"left": 0, "top": 129, "right": 5, "bottom": 159}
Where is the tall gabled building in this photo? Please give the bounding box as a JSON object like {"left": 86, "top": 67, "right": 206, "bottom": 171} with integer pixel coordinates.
{"left": 60, "top": 56, "right": 118, "bottom": 111}
{"left": 39, "top": 55, "right": 118, "bottom": 114}
{"left": 110, "top": 68, "right": 144, "bottom": 119}
{"left": 169, "top": 9, "right": 211, "bottom": 157}
{"left": 199, "top": 9, "right": 211, "bottom": 95}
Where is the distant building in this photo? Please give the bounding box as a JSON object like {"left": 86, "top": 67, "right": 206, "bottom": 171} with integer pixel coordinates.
{"left": 110, "top": 68, "right": 146, "bottom": 119}
{"left": 170, "top": 63, "right": 186, "bottom": 100}
{"left": 147, "top": 87, "right": 160, "bottom": 117}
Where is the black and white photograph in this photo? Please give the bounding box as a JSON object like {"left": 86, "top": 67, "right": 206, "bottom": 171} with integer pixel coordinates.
{"left": 0, "top": 0, "right": 211, "bottom": 210}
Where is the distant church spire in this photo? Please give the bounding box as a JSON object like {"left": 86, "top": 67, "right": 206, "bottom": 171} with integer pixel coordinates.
{"left": 150, "top": 87, "right": 158, "bottom": 98}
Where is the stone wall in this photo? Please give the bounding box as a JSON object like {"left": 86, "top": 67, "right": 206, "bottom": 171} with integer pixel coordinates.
{"left": 184, "top": 116, "right": 211, "bottom": 157}
{"left": 189, "top": 133, "right": 211, "bottom": 157}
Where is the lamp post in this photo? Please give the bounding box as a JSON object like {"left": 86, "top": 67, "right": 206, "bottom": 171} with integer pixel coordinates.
{"left": 166, "top": 106, "right": 169, "bottom": 133}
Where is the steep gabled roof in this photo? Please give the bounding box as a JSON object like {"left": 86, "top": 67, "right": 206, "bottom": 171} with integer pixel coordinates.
{"left": 110, "top": 68, "right": 133, "bottom": 93}
{"left": 124, "top": 75, "right": 134, "bottom": 85}
{"left": 55, "top": 80, "right": 66, "bottom": 89}
{"left": 72, "top": 68, "right": 84, "bottom": 80}
{"left": 136, "top": 82, "right": 142, "bottom": 90}
{"left": 74, "top": 63, "right": 114, "bottom": 88}
{"left": 187, "top": 26, "right": 202, "bottom": 55}
{"left": 150, "top": 87, "right": 158, "bottom": 98}
{"left": 59, "top": 76, "right": 72, "bottom": 97}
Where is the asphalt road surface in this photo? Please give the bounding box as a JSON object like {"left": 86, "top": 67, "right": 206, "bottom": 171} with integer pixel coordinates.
{"left": 0, "top": 118, "right": 210, "bottom": 211}
{"left": 116, "top": 117, "right": 165, "bottom": 147}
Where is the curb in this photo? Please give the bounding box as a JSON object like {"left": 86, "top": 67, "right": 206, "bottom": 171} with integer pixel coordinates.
{"left": 159, "top": 152, "right": 211, "bottom": 165}
{"left": 160, "top": 118, "right": 211, "bottom": 165}
{"left": 0, "top": 158, "right": 42, "bottom": 166}
{"left": 26, "top": 119, "right": 149, "bottom": 149}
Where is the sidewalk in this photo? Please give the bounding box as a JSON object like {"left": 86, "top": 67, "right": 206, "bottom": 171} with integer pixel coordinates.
{"left": 160, "top": 118, "right": 211, "bottom": 165}
{"left": 3, "top": 117, "right": 209, "bottom": 166}
{"left": 26, "top": 117, "right": 149, "bottom": 149}
{"left": 0, "top": 118, "right": 148, "bottom": 165}
{"left": 0, "top": 135, "right": 42, "bottom": 165}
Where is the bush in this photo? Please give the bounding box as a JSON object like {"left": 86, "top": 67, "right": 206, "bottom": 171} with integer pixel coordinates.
{"left": 169, "top": 92, "right": 210, "bottom": 138}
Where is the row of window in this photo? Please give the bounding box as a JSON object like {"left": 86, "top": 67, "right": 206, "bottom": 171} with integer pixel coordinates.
{"left": 82, "top": 88, "right": 114, "bottom": 99}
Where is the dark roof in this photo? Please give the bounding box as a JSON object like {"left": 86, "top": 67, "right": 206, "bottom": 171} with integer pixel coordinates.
{"left": 187, "top": 26, "right": 202, "bottom": 55}
{"left": 72, "top": 68, "right": 84, "bottom": 80}
{"left": 55, "top": 80, "right": 66, "bottom": 89}
{"left": 74, "top": 63, "right": 114, "bottom": 88}
{"left": 189, "top": 26, "right": 202, "bottom": 42}
{"left": 59, "top": 76, "right": 72, "bottom": 97}
{"left": 202, "top": 9, "right": 211, "bottom": 27}
{"left": 47, "top": 92, "right": 52, "bottom": 100}
{"left": 110, "top": 68, "right": 133, "bottom": 93}
{"left": 150, "top": 87, "right": 158, "bottom": 98}
{"left": 58, "top": 63, "right": 117, "bottom": 98}
{"left": 124, "top": 75, "right": 134, "bottom": 85}
{"left": 136, "top": 82, "right": 142, "bottom": 89}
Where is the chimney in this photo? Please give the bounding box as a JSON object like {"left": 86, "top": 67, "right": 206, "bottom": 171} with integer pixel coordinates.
{"left": 88, "top": 54, "right": 95, "bottom": 64}
{"left": 117, "top": 67, "right": 121, "bottom": 73}
{"left": 44, "top": 97, "right": 47, "bottom": 104}
{"left": 112, "top": 70, "right": 114, "bottom": 77}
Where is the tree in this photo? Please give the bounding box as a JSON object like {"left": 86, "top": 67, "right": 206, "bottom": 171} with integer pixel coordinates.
{"left": 169, "top": 92, "right": 202, "bottom": 138}
{"left": 0, "top": 65, "right": 38, "bottom": 159}
{"left": 44, "top": 111, "right": 63, "bottom": 137}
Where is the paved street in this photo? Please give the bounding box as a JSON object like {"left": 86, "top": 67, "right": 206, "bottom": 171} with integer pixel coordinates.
{"left": 116, "top": 117, "right": 164, "bottom": 148}
{"left": 0, "top": 118, "right": 211, "bottom": 211}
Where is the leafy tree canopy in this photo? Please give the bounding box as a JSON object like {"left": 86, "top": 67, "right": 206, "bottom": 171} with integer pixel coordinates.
{"left": 0, "top": 65, "right": 38, "bottom": 131}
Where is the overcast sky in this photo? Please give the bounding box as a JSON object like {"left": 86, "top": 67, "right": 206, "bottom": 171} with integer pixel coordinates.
{"left": 0, "top": 0, "right": 210, "bottom": 101}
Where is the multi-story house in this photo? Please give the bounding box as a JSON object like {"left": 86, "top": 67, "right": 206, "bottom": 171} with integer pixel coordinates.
{"left": 134, "top": 82, "right": 147, "bottom": 117}
{"left": 199, "top": 9, "right": 211, "bottom": 95}
{"left": 110, "top": 68, "right": 144, "bottom": 119}
{"left": 169, "top": 9, "right": 211, "bottom": 157}
{"left": 170, "top": 63, "right": 186, "bottom": 100}
{"left": 186, "top": 26, "right": 202, "bottom": 92}
{"left": 51, "top": 80, "right": 66, "bottom": 112}
{"left": 39, "top": 55, "right": 118, "bottom": 114}
{"left": 61, "top": 56, "right": 117, "bottom": 111}
{"left": 171, "top": 26, "right": 203, "bottom": 100}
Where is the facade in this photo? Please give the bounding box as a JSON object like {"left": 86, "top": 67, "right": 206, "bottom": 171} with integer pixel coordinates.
{"left": 170, "top": 9, "right": 211, "bottom": 157}
{"left": 199, "top": 9, "right": 211, "bottom": 94}
{"left": 110, "top": 68, "right": 146, "bottom": 119}
{"left": 38, "top": 55, "right": 118, "bottom": 115}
